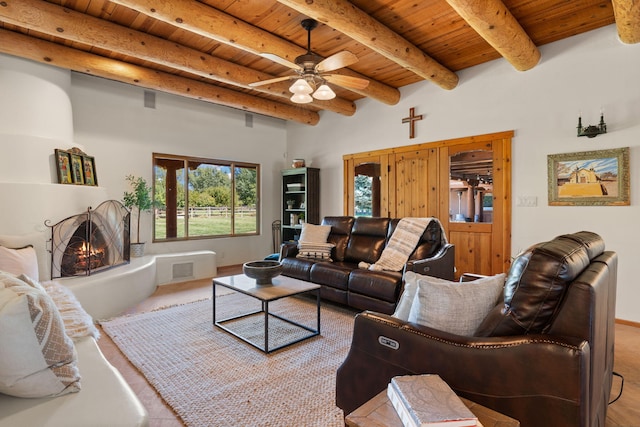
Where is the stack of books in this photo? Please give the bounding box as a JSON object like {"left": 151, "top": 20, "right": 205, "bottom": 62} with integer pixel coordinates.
{"left": 387, "top": 374, "right": 480, "bottom": 427}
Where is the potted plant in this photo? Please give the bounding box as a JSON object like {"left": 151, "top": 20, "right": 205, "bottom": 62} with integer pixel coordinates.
{"left": 298, "top": 212, "right": 305, "bottom": 224}
{"left": 123, "top": 175, "right": 153, "bottom": 257}
{"left": 286, "top": 199, "right": 296, "bottom": 209}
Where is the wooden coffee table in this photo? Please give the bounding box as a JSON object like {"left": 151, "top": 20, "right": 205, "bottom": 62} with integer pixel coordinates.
{"left": 212, "top": 274, "right": 321, "bottom": 353}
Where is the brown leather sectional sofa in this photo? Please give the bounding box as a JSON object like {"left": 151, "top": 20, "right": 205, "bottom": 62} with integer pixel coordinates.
{"left": 336, "top": 231, "right": 617, "bottom": 427}
{"left": 279, "top": 216, "right": 455, "bottom": 314}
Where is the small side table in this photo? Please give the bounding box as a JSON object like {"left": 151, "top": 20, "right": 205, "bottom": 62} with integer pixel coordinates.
{"left": 345, "top": 390, "right": 520, "bottom": 427}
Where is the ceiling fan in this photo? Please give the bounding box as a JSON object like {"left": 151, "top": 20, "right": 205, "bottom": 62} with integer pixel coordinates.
{"left": 249, "top": 19, "right": 369, "bottom": 104}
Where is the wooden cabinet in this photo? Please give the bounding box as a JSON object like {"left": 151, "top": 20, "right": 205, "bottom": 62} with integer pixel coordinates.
{"left": 344, "top": 131, "right": 513, "bottom": 277}
{"left": 281, "top": 167, "right": 319, "bottom": 242}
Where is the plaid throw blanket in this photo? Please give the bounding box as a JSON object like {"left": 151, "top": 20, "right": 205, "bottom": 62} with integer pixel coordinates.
{"left": 359, "top": 217, "right": 441, "bottom": 272}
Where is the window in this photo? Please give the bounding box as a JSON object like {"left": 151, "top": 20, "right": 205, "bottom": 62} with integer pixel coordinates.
{"left": 153, "top": 153, "right": 259, "bottom": 241}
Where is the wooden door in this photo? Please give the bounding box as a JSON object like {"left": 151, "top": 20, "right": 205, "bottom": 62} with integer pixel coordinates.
{"left": 388, "top": 148, "right": 438, "bottom": 218}
{"left": 438, "top": 133, "right": 512, "bottom": 276}
{"left": 344, "top": 153, "right": 389, "bottom": 217}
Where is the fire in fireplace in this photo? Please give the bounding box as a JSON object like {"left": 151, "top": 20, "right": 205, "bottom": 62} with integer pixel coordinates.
{"left": 48, "top": 200, "right": 130, "bottom": 278}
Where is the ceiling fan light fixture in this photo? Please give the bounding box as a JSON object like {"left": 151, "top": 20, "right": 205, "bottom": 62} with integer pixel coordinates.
{"left": 289, "top": 78, "right": 313, "bottom": 94}
{"left": 312, "top": 84, "right": 336, "bottom": 100}
{"left": 290, "top": 93, "right": 313, "bottom": 104}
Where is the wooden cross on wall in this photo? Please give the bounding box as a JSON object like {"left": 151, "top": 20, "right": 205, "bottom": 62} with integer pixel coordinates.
{"left": 402, "top": 107, "right": 423, "bottom": 139}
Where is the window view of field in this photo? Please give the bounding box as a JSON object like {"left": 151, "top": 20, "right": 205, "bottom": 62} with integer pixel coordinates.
{"left": 154, "top": 156, "right": 258, "bottom": 240}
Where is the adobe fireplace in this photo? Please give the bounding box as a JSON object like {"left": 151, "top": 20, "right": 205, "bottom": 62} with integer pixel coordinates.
{"left": 48, "top": 200, "right": 130, "bottom": 278}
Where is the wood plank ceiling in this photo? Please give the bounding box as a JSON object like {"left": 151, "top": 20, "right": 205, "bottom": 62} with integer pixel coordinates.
{"left": 1, "top": 1, "right": 638, "bottom": 125}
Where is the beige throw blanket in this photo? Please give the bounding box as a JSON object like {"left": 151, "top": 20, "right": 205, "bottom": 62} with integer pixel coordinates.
{"left": 359, "top": 217, "right": 439, "bottom": 272}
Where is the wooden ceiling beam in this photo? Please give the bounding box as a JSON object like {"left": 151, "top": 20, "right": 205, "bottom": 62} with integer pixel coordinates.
{"left": 0, "top": 0, "right": 355, "bottom": 116}
{"left": 444, "top": 0, "right": 540, "bottom": 71}
{"left": 109, "top": 0, "right": 401, "bottom": 105}
{"left": 275, "top": 0, "right": 459, "bottom": 90}
{"left": 0, "top": 29, "right": 319, "bottom": 126}
{"left": 612, "top": 0, "right": 640, "bottom": 44}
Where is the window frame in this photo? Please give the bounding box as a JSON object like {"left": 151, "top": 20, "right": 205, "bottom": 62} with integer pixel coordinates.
{"left": 152, "top": 152, "right": 260, "bottom": 242}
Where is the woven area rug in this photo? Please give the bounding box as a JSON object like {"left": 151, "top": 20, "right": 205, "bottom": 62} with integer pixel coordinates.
{"left": 100, "top": 292, "right": 357, "bottom": 427}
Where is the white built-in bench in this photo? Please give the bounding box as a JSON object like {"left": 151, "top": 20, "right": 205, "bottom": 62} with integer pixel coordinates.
{"left": 60, "top": 250, "right": 216, "bottom": 320}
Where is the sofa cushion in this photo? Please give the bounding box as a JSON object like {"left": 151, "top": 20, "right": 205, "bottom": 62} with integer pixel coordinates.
{"left": 392, "top": 271, "right": 420, "bottom": 319}
{"left": 344, "top": 217, "right": 389, "bottom": 264}
{"left": 0, "top": 245, "right": 39, "bottom": 281}
{"left": 475, "top": 231, "right": 604, "bottom": 336}
{"left": 45, "top": 279, "right": 100, "bottom": 340}
{"left": 0, "top": 272, "right": 81, "bottom": 398}
{"left": 310, "top": 262, "right": 354, "bottom": 290}
{"left": 0, "top": 233, "right": 49, "bottom": 280}
{"left": 349, "top": 269, "right": 402, "bottom": 303}
{"left": 18, "top": 275, "right": 99, "bottom": 341}
{"left": 299, "top": 222, "right": 332, "bottom": 244}
{"left": 297, "top": 223, "right": 334, "bottom": 260}
{"left": 322, "top": 216, "right": 355, "bottom": 262}
{"left": 407, "top": 219, "right": 446, "bottom": 261}
{"left": 0, "top": 336, "right": 149, "bottom": 427}
{"left": 405, "top": 272, "right": 505, "bottom": 336}
{"left": 279, "top": 257, "right": 314, "bottom": 281}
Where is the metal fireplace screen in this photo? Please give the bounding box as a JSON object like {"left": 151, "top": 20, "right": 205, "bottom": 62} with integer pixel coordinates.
{"left": 48, "top": 200, "right": 130, "bottom": 278}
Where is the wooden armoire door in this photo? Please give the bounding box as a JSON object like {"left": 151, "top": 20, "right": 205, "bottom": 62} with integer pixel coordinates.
{"left": 438, "top": 132, "right": 512, "bottom": 276}
{"left": 344, "top": 153, "right": 389, "bottom": 217}
{"left": 388, "top": 148, "right": 438, "bottom": 218}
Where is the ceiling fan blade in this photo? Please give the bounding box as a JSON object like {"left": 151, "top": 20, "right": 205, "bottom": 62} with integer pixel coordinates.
{"left": 248, "top": 76, "right": 293, "bottom": 87}
{"left": 260, "top": 53, "right": 302, "bottom": 71}
{"left": 316, "top": 51, "right": 359, "bottom": 73}
{"left": 324, "top": 74, "right": 370, "bottom": 90}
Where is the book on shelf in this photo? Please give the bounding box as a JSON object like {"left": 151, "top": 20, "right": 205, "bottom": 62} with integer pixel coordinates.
{"left": 386, "top": 374, "right": 479, "bottom": 427}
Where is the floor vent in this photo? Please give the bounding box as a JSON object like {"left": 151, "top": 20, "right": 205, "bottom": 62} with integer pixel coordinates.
{"left": 172, "top": 262, "right": 194, "bottom": 279}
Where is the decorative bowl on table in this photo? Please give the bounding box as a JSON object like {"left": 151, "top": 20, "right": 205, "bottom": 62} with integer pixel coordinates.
{"left": 243, "top": 260, "right": 283, "bottom": 285}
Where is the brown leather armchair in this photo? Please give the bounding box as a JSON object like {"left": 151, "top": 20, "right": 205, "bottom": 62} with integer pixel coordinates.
{"left": 336, "top": 231, "right": 617, "bottom": 427}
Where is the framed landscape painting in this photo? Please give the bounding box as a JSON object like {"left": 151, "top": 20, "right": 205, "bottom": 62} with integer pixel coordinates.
{"left": 547, "top": 147, "right": 629, "bottom": 206}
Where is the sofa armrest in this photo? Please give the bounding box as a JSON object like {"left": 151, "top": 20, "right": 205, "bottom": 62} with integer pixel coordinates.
{"left": 459, "top": 272, "right": 488, "bottom": 282}
{"left": 279, "top": 241, "right": 298, "bottom": 260}
{"left": 0, "top": 337, "right": 148, "bottom": 427}
{"left": 405, "top": 243, "right": 455, "bottom": 280}
{"left": 336, "top": 311, "right": 589, "bottom": 424}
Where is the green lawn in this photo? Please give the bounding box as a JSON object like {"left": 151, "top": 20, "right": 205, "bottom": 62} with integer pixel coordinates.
{"left": 154, "top": 215, "right": 257, "bottom": 239}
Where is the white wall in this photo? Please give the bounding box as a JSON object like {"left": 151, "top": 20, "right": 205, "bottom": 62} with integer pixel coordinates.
{"left": 1, "top": 24, "right": 638, "bottom": 321}
{"left": 70, "top": 74, "right": 288, "bottom": 266}
{"left": 286, "top": 24, "right": 640, "bottom": 323}
{"left": 0, "top": 54, "right": 288, "bottom": 268}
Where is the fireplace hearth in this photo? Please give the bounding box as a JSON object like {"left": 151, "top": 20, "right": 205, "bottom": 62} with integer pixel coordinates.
{"left": 48, "top": 200, "right": 130, "bottom": 278}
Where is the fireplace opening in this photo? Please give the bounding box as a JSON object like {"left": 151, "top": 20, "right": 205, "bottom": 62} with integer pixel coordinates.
{"left": 48, "top": 200, "right": 130, "bottom": 278}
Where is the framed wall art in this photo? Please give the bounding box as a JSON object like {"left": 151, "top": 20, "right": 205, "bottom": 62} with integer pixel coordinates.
{"left": 55, "top": 149, "right": 73, "bottom": 184}
{"left": 82, "top": 155, "right": 98, "bottom": 186}
{"left": 70, "top": 153, "right": 85, "bottom": 185}
{"left": 547, "top": 147, "right": 629, "bottom": 206}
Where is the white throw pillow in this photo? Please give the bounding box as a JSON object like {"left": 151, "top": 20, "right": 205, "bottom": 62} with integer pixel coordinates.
{"left": 19, "top": 274, "right": 100, "bottom": 340}
{"left": 407, "top": 273, "right": 506, "bottom": 336}
{"left": 0, "top": 245, "right": 39, "bottom": 281}
{"left": 0, "top": 272, "right": 81, "bottom": 398}
{"left": 0, "top": 232, "right": 49, "bottom": 280}
{"left": 392, "top": 271, "right": 420, "bottom": 320}
{"left": 298, "top": 223, "right": 332, "bottom": 244}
